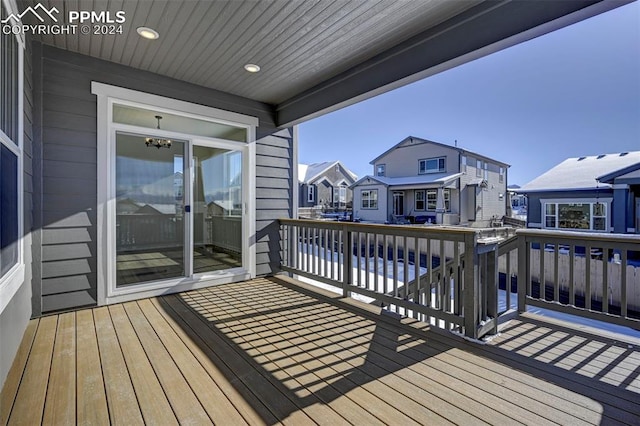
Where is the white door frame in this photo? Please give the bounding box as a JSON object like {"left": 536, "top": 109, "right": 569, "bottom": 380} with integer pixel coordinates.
{"left": 92, "top": 82, "right": 257, "bottom": 305}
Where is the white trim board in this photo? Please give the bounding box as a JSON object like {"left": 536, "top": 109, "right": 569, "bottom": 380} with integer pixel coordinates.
{"left": 93, "top": 82, "right": 258, "bottom": 305}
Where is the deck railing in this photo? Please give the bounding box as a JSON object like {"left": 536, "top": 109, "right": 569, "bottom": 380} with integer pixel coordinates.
{"left": 279, "top": 219, "right": 508, "bottom": 339}
{"left": 279, "top": 219, "right": 640, "bottom": 338}
{"left": 517, "top": 229, "right": 640, "bottom": 329}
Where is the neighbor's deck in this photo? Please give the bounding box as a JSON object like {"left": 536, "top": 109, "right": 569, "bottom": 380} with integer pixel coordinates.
{"left": 2, "top": 276, "right": 639, "bottom": 425}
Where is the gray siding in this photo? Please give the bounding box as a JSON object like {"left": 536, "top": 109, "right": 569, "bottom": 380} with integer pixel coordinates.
{"left": 1, "top": 37, "right": 34, "bottom": 389}
{"left": 255, "top": 130, "right": 293, "bottom": 276}
{"left": 32, "top": 44, "right": 291, "bottom": 312}
{"left": 525, "top": 189, "right": 614, "bottom": 228}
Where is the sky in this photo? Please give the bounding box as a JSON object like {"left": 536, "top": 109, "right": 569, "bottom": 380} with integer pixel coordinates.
{"left": 298, "top": 2, "right": 640, "bottom": 187}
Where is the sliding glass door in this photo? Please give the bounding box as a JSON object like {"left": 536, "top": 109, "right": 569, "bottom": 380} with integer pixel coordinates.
{"left": 192, "top": 144, "right": 243, "bottom": 274}
{"left": 115, "top": 132, "right": 187, "bottom": 286}
{"left": 114, "top": 132, "right": 244, "bottom": 288}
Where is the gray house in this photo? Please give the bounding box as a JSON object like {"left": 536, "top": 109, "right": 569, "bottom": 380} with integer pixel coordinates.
{"left": 519, "top": 151, "right": 640, "bottom": 233}
{"left": 351, "top": 137, "right": 509, "bottom": 227}
{"left": 298, "top": 161, "right": 357, "bottom": 210}
{"left": 0, "top": 0, "right": 625, "bottom": 393}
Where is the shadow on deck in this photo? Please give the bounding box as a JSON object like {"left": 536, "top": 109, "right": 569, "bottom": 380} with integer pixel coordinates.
{"left": 1, "top": 276, "right": 639, "bottom": 425}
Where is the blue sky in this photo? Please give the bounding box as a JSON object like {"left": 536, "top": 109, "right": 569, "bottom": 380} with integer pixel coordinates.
{"left": 298, "top": 2, "right": 640, "bottom": 186}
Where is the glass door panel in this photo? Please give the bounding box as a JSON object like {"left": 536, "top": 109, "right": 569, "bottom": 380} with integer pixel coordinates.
{"left": 115, "top": 132, "right": 186, "bottom": 287}
{"left": 192, "top": 145, "right": 242, "bottom": 274}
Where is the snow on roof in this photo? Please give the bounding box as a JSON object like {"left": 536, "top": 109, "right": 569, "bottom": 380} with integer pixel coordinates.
{"left": 298, "top": 161, "right": 357, "bottom": 183}
{"left": 351, "top": 172, "right": 462, "bottom": 188}
{"left": 519, "top": 151, "right": 640, "bottom": 192}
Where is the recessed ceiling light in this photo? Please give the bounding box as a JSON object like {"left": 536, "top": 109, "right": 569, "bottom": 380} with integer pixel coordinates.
{"left": 137, "top": 26, "right": 159, "bottom": 40}
{"left": 244, "top": 64, "right": 261, "bottom": 73}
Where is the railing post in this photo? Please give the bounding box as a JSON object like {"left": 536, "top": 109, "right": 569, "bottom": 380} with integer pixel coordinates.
{"left": 463, "top": 232, "right": 479, "bottom": 339}
{"left": 517, "top": 231, "right": 527, "bottom": 313}
{"left": 342, "top": 224, "right": 352, "bottom": 298}
{"left": 486, "top": 245, "right": 499, "bottom": 335}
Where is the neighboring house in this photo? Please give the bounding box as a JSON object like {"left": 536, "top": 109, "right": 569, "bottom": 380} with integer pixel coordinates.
{"left": 299, "top": 161, "right": 357, "bottom": 210}
{"left": 519, "top": 151, "right": 640, "bottom": 233}
{"left": 351, "top": 137, "right": 509, "bottom": 227}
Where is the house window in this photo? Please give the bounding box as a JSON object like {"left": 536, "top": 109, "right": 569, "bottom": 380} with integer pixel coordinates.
{"left": 476, "top": 159, "right": 482, "bottom": 177}
{"left": 444, "top": 189, "right": 450, "bottom": 212}
{"left": 419, "top": 157, "right": 445, "bottom": 174}
{"left": 499, "top": 167, "right": 504, "bottom": 183}
{"left": 339, "top": 185, "right": 347, "bottom": 203}
{"left": 461, "top": 155, "right": 467, "bottom": 173}
{"left": 307, "top": 185, "right": 315, "bottom": 203}
{"left": 415, "top": 190, "right": 425, "bottom": 211}
{"left": 361, "top": 190, "right": 378, "bottom": 209}
{"left": 1, "top": 1, "right": 23, "bottom": 288}
{"left": 376, "top": 164, "right": 385, "bottom": 177}
{"left": 543, "top": 202, "right": 608, "bottom": 231}
{"left": 426, "top": 190, "right": 437, "bottom": 211}
{"left": 426, "top": 189, "right": 450, "bottom": 211}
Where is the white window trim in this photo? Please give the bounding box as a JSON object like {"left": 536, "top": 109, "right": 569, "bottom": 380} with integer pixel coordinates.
{"left": 92, "top": 82, "right": 257, "bottom": 305}
{"left": 361, "top": 189, "right": 378, "bottom": 210}
{"left": 415, "top": 190, "right": 425, "bottom": 211}
{"left": 540, "top": 198, "right": 613, "bottom": 232}
{"left": 376, "top": 164, "right": 386, "bottom": 177}
{"left": 308, "top": 185, "right": 315, "bottom": 203}
{"left": 419, "top": 157, "right": 446, "bottom": 174}
{"left": 0, "top": 0, "right": 25, "bottom": 314}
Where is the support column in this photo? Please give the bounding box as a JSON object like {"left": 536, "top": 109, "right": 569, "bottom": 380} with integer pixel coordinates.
{"left": 435, "top": 187, "right": 445, "bottom": 224}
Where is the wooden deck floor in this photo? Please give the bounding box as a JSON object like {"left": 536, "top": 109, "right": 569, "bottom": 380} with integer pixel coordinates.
{"left": 2, "top": 276, "right": 639, "bottom": 425}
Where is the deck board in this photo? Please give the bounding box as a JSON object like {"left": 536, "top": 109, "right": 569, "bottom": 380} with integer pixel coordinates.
{"left": 75, "top": 309, "right": 109, "bottom": 425}
{"left": 2, "top": 276, "right": 640, "bottom": 425}
{"left": 9, "top": 315, "right": 57, "bottom": 425}
{"left": 0, "top": 319, "right": 38, "bottom": 426}
{"left": 43, "top": 312, "right": 76, "bottom": 425}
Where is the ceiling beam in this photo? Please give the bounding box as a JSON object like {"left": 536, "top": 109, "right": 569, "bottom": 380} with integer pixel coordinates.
{"left": 276, "top": 0, "right": 632, "bottom": 128}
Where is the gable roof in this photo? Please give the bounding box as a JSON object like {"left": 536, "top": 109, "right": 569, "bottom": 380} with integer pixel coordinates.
{"left": 369, "top": 136, "right": 509, "bottom": 166}
{"left": 519, "top": 151, "right": 640, "bottom": 193}
{"left": 298, "top": 161, "right": 357, "bottom": 184}
{"left": 597, "top": 161, "right": 640, "bottom": 184}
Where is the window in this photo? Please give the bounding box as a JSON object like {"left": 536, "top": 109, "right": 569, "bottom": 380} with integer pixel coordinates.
{"left": 427, "top": 190, "right": 437, "bottom": 210}
{"left": 307, "top": 185, "right": 315, "bottom": 203}
{"left": 543, "top": 202, "right": 608, "bottom": 231}
{"left": 461, "top": 155, "right": 467, "bottom": 173}
{"left": 499, "top": 167, "right": 504, "bottom": 183}
{"left": 415, "top": 190, "right": 425, "bottom": 211}
{"left": 361, "top": 190, "right": 378, "bottom": 209}
{"left": 476, "top": 159, "right": 482, "bottom": 177}
{"left": 1, "top": 0, "right": 23, "bottom": 289}
{"left": 444, "top": 189, "right": 450, "bottom": 212}
{"left": 339, "top": 185, "right": 347, "bottom": 203}
{"left": 426, "top": 189, "right": 450, "bottom": 211}
{"left": 419, "top": 157, "right": 445, "bottom": 174}
{"left": 376, "top": 164, "right": 385, "bottom": 177}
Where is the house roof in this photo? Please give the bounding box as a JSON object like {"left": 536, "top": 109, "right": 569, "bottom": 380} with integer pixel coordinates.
{"left": 350, "top": 172, "right": 462, "bottom": 189}
{"left": 597, "top": 161, "right": 640, "bottom": 184}
{"left": 298, "top": 161, "right": 357, "bottom": 184}
{"left": 368, "top": 136, "right": 510, "bottom": 167}
{"left": 519, "top": 151, "right": 640, "bottom": 193}
{"left": 19, "top": 0, "right": 622, "bottom": 128}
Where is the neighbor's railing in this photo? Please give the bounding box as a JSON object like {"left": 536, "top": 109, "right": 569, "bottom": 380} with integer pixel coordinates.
{"left": 517, "top": 229, "right": 640, "bottom": 330}
{"left": 279, "top": 219, "right": 507, "bottom": 339}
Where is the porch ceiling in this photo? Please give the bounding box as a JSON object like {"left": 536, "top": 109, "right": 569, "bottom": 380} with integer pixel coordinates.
{"left": 24, "top": 0, "right": 629, "bottom": 127}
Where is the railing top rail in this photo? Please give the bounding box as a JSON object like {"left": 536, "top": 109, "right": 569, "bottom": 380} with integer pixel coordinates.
{"left": 517, "top": 228, "right": 640, "bottom": 245}
{"left": 279, "top": 218, "right": 479, "bottom": 241}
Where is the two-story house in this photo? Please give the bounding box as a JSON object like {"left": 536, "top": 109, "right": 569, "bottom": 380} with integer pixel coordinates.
{"left": 299, "top": 161, "right": 357, "bottom": 211}
{"left": 351, "top": 137, "right": 509, "bottom": 227}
